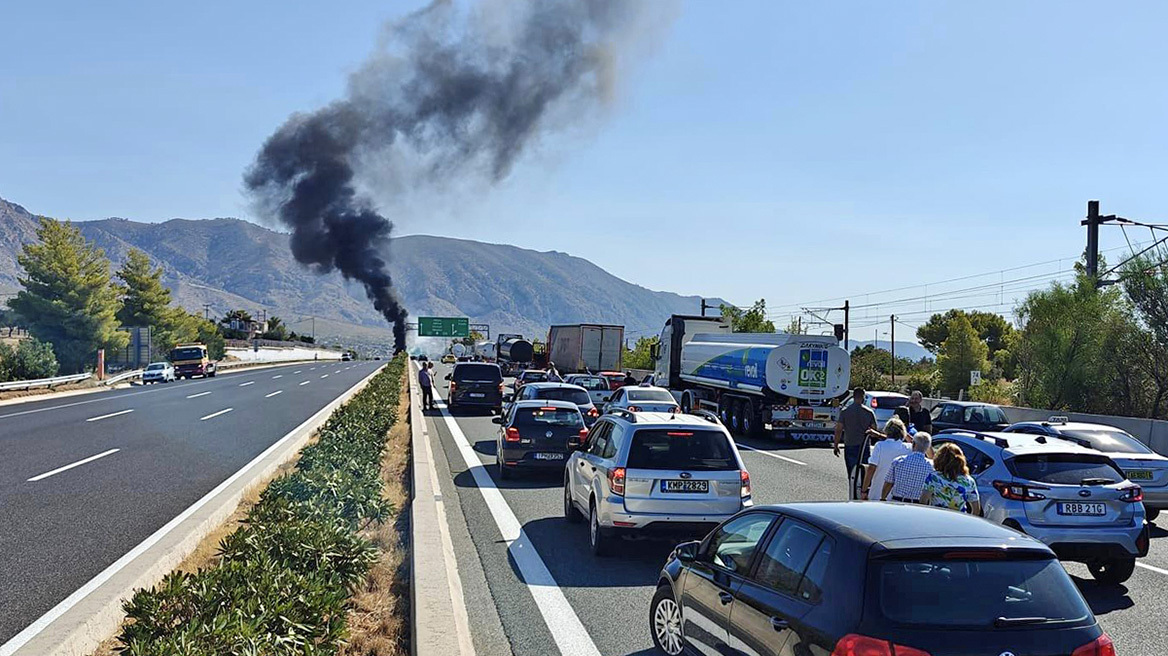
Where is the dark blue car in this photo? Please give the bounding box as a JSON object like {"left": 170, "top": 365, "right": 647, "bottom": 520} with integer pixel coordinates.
{"left": 650, "top": 502, "right": 1110, "bottom": 656}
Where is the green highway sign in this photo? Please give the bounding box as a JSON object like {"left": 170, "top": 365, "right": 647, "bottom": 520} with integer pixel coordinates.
{"left": 417, "top": 316, "right": 470, "bottom": 338}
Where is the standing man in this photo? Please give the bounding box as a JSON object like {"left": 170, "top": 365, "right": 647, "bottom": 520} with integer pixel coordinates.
{"left": 547, "top": 362, "right": 564, "bottom": 383}
{"left": 834, "top": 387, "right": 877, "bottom": 498}
{"left": 903, "top": 390, "right": 933, "bottom": 435}
{"left": 418, "top": 361, "right": 434, "bottom": 410}
{"left": 882, "top": 432, "right": 935, "bottom": 503}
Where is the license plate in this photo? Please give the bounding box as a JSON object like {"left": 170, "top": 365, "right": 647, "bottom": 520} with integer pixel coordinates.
{"left": 1125, "top": 469, "right": 1154, "bottom": 481}
{"left": 1058, "top": 502, "right": 1106, "bottom": 516}
{"left": 469, "top": 393, "right": 484, "bottom": 398}
{"left": 533, "top": 452, "right": 565, "bottom": 460}
{"left": 661, "top": 479, "right": 709, "bottom": 493}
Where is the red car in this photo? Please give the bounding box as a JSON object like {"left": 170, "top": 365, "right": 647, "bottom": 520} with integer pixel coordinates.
{"left": 599, "top": 371, "right": 627, "bottom": 391}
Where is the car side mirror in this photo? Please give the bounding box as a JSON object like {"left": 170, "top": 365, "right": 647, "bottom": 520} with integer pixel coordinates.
{"left": 444, "top": 374, "right": 452, "bottom": 380}
{"left": 602, "top": 395, "right": 611, "bottom": 402}
{"left": 674, "top": 540, "right": 701, "bottom": 564}
{"left": 505, "top": 394, "right": 515, "bottom": 403}
{"left": 491, "top": 416, "right": 504, "bottom": 424}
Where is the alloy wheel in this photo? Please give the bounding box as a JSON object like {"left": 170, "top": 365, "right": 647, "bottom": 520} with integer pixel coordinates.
{"left": 653, "top": 597, "right": 684, "bottom": 655}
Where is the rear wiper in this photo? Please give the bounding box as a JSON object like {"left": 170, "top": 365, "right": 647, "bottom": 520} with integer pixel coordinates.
{"left": 993, "top": 616, "right": 1063, "bottom": 627}
{"left": 1080, "top": 477, "right": 1114, "bottom": 486}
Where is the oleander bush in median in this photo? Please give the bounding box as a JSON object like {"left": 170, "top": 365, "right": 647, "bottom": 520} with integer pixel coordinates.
{"left": 116, "top": 355, "right": 406, "bottom": 656}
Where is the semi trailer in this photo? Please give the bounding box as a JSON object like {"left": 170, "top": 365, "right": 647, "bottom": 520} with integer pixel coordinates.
{"left": 496, "top": 334, "right": 534, "bottom": 375}
{"left": 546, "top": 324, "right": 624, "bottom": 373}
{"left": 651, "top": 314, "right": 851, "bottom": 442}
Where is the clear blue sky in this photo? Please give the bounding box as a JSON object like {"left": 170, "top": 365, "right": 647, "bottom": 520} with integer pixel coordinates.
{"left": 3, "top": 1, "right": 1167, "bottom": 338}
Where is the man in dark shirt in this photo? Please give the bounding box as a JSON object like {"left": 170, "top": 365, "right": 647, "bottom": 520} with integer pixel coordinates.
{"left": 834, "top": 388, "right": 878, "bottom": 497}
{"left": 903, "top": 390, "right": 932, "bottom": 434}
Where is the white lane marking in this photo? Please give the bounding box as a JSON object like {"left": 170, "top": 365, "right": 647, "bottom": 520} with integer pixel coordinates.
{"left": 430, "top": 387, "right": 601, "bottom": 656}
{"left": 1137, "top": 562, "right": 1168, "bottom": 576}
{"left": 321, "top": 374, "right": 329, "bottom": 379}
{"left": 186, "top": 392, "right": 211, "bottom": 399}
{"left": 27, "top": 448, "right": 120, "bottom": 482}
{"left": 737, "top": 443, "right": 807, "bottom": 466}
{"left": 0, "top": 363, "right": 387, "bottom": 656}
{"left": 294, "top": 370, "right": 302, "bottom": 374}
{"left": 239, "top": 381, "right": 255, "bottom": 387}
{"left": 265, "top": 391, "right": 284, "bottom": 398}
{"left": 199, "top": 408, "right": 234, "bottom": 421}
{"left": 85, "top": 409, "right": 134, "bottom": 423}
{"left": 299, "top": 380, "right": 311, "bottom": 386}
{"left": 272, "top": 375, "right": 283, "bottom": 379}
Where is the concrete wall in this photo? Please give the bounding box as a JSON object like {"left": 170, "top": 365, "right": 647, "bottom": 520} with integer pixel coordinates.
{"left": 924, "top": 398, "right": 1168, "bottom": 457}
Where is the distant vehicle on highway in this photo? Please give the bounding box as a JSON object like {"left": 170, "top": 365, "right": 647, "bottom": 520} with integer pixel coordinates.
{"left": 445, "top": 362, "right": 504, "bottom": 414}
{"left": 513, "top": 369, "right": 548, "bottom": 393}
{"left": 563, "top": 374, "right": 613, "bottom": 407}
{"left": 933, "top": 429, "right": 1149, "bottom": 584}
{"left": 512, "top": 382, "right": 599, "bottom": 426}
{"left": 930, "top": 401, "right": 1009, "bottom": 433}
{"left": 599, "top": 371, "right": 628, "bottom": 391}
{"left": 142, "top": 361, "right": 176, "bottom": 384}
{"left": 1005, "top": 418, "right": 1168, "bottom": 522}
{"left": 441, "top": 354, "right": 456, "bottom": 364}
{"left": 341, "top": 352, "right": 352, "bottom": 362}
{"left": 169, "top": 343, "right": 217, "bottom": 379}
{"left": 603, "top": 385, "right": 680, "bottom": 414}
{"left": 564, "top": 409, "right": 751, "bottom": 556}
{"left": 546, "top": 324, "right": 624, "bottom": 373}
{"left": 492, "top": 400, "right": 587, "bottom": 479}
{"left": 649, "top": 502, "right": 1112, "bottom": 656}
{"left": 840, "top": 390, "right": 909, "bottom": 426}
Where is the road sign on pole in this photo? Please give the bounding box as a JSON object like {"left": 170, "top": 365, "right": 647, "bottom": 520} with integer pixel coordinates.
{"left": 417, "top": 317, "right": 470, "bottom": 338}
{"left": 970, "top": 370, "right": 982, "bottom": 386}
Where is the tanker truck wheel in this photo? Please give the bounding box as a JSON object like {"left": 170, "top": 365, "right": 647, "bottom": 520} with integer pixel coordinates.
{"left": 729, "top": 399, "right": 745, "bottom": 435}
{"left": 742, "top": 399, "right": 763, "bottom": 438}
{"left": 718, "top": 398, "right": 732, "bottom": 427}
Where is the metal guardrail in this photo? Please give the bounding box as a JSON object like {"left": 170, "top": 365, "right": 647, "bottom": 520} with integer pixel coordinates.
{"left": 0, "top": 372, "right": 92, "bottom": 392}
{"left": 102, "top": 369, "right": 144, "bottom": 386}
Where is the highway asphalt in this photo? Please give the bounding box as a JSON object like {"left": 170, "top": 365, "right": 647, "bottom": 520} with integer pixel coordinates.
{"left": 422, "top": 362, "right": 1168, "bottom": 656}
{"left": 0, "top": 360, "right": 382, "bottom": 645}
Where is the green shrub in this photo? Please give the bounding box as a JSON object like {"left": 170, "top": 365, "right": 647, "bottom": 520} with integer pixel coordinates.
{"left": 118, "top": 355, "right": 406, "bottom": 654}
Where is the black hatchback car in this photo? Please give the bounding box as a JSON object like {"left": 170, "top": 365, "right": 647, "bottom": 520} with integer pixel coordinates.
{"left": 931, "top": 401, "right": 1010, "bottom": 433}
{"left": 446, "top": 362, "right": 504, "bottom": 413}
{"left": 492, "top": 400, "right": 588, "bottom": 479}
{"left": 649, "top": 502, "right": 1111, "bottom": 656}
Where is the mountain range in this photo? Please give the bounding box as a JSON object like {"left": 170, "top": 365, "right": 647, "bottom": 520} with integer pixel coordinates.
{"left": 0, "top": 196, "right": 720, "bottom": 348}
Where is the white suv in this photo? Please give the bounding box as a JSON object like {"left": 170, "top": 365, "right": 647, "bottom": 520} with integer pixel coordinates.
{"left": 564, "top": 409, "right": 752, "bottom": 556}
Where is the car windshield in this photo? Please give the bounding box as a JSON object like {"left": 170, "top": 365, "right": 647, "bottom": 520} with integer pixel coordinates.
{"left": 521, "top": 372, "right": 548, "bottom": 382}
{"left": 1008, "top": 453, "right": 1125, "bottom": 485}
{"left": 514, "top": 408, "right": 582, "bottom": 427}
{"left": 170, "top": 347, "right": 204, "bottom": 360}
{"left": 1061, "top": 429, "right": 1154, "bottom": 455}
{"left": 877, "top": 557, "right": 1091, "bottom": 628}
{"left": 534, "top": 388, "right": 591, "bottom": 405}
{"left": 147, "top": 363, "right": 166, "bottom": 370}
{"left": 453, "top": 364, "right": 502, "bottom": 382}
{"left": 873, "top": 395, "right": 909, "bottom": 409}
{"left": 965, "top": 405, "right": 1008, "bottom": 423}
{"left": 626, "top": 389, "right": 675, "bottom": 403}
{"left": 626, "top": 429, "right": 737, "bottom": 471}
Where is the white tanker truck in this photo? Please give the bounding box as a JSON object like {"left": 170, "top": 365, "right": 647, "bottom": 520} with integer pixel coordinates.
{"left": 651, "top": 314, "right": 851, "bottom": 443}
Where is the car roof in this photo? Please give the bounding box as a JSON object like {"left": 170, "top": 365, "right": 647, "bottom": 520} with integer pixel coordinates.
{"left": 765, "top": 502, "right": 1051, "bottom": 553}
{"left": 1011, "top": 420, "right": 1130, "bottom": 433}
{"left": 623, "top": 385, "right": 673, "bottom": 393}
{"left": 937, "top": 400, "right": 998, "bottom": 407}
{"left": 867, "top": 391, "right": 907, "bottom": 397}
{"left": 938, "top": 430, "right": 1099, "bottom": 456}
{"left": 600, "top": 371, "right": 624, "bottom": 376}
{"left": 525, "top": 382, "right": 587, "bottom": 391}
{"left": 148, "top": 362, "right": 169, "bottom": 366}
{"left": 512, "top": 399, "right": 579, "bottom": 410}
{"left": 624, "top": 411, "right": 725, "bottom": 429}
{"left": 520, "top": 369, "right": 548, "bottom": 375}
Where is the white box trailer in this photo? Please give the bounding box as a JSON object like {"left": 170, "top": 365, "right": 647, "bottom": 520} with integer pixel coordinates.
{"left": 546, "top": 324, "right": 624, "bottom": 373}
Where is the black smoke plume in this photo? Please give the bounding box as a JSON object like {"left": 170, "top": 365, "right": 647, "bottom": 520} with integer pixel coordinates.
{"left": 245, "top": 0, "right": 665, "bottom": 352}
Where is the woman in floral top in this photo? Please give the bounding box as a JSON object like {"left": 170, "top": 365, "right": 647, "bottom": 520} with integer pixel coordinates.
{"left": 920, "top": 443, "right": 982, "bottom": 515}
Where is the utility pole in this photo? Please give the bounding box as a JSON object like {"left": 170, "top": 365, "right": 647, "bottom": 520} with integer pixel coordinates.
{"left": 700, "top": 298, "right": 718, "bottom": 317}
{"left": 1084, "top": 200, "right": 1101, "bottom": 282}
{"left": 202, "top": 303, "right": 212, "bottom": 321}
{"left": 843, "top": 300, "right": 850, "bottom": 350}
{"left": 890, "top": 315, "right": 896, "bottom": 387}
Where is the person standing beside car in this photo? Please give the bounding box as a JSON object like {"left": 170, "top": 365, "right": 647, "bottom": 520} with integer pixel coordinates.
{"left": 861, "top": 417, "right": 912, "bottom": 500}
{"left": 902, "top": 390, "right": 932, "bottom": 435}
{"left": 882, "top": 431, "right": 934, "bottom": 503}
{"left": 547, "top": 362, "right": 564, "bottom": 383}
{"left": 920, "top": 443, "right": 981, "bottom": 515}
{"left": 834, "top": 388, "right": 877, "bottom": 493}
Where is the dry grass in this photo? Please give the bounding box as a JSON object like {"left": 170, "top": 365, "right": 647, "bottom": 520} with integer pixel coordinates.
{"left": 340, "top": 370, "right": 412, "bottom": 656}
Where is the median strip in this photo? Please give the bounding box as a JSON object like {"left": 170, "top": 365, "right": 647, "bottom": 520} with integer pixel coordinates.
{"left": 85, "top": 409, "right": 134, "bottom": 423}
{"left": 28, "top": 448, "right": 120, "bottom": 482}
{"left": 198, "top": 408, "right": 233, "bottom": 421}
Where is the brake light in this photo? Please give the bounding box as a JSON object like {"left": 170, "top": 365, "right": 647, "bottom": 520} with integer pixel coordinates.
{"left": 627, "top": 405, "right": 641, "bottom": 412}
{"left": 797, "top": 407, "right": 814, "bottom": 420}
{"left": 608, "top": 467, "right": 626, "bottom": 496}
{"left": 992, "top": 480, "right": 1048, "bottom": 502}
{"left": 498, "top": 383, "right": 505, "bottom": 395}
{"left": 740, "top": 470, "right": 751, "bottom": 498}
{"left": 505, "top": 427, "right": 521, "bottom": 442}
{"left": 588, "top": 407, "right": 599, "bottom": 417}
{"left": 1119, "top": 485, "right": 1143, "bottom": 503}
{"left": 540, "top": 406, "right": 559, "bottom": 411}
{"left": 870, "top": 398, "right": 878, "bottom": 409}
{"left": 449, "top": 381, "right": 457, "bottom": 392}
{"left": 574, "top": 428, "right": 588, "bottom": 446}
{"left": 1072, "top": 633, "right": 1116, "bottom": 656}
{"left": 666, "top": 432, "right": 694, "bottom": 436}
{"left": 832, "top": 635, "right": 931, "bottom": 656}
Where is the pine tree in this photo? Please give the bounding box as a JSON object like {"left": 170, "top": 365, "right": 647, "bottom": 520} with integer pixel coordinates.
{"left": 8, "top": 218, "right": 128, "bottom": 373}
{"left": 937, "top": 315, "right": 990, "bottom": 397}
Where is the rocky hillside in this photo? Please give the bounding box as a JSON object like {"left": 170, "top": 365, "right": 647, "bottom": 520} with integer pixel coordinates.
{"left": 0, "top": 196, "right": 717, "bottom": 343}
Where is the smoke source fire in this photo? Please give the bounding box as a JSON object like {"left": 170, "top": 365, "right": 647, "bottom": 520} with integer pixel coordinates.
{"left": 245, "top": 0, "right": 666, "bottom": 352}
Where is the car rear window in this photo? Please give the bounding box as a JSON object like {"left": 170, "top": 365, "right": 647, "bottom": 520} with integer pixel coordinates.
{"left": 1007, "top": 453, "right": 1124, "bottom": 485}
{"left": 877, "top": 557, "right": 1091, "bottom": 628}
{"left": 535, "top": 388, "right": 591, "bottom": 405}
{"left": 514, "top": 408, "right": 582, "bottom": 427}
{"left": 147, "top": 364, "right": 166, "bottom": 370}
{"left": 874, "top": 395, "right": 908, "bottom": 409}
{"left": 626, "top": 429, "right": 736, "bottom": 471}
{"left": 453, "top": 364, "right": 502, "bottom": 382}
{"left": 573, "top": 377, "right": 608, "bottom": 391}
{"left": 521, "top": 371, "right": 548, "bottom": 382}
{"left": 626, "top": 389, "right": 676, "bottom": 403}
{"left": 1061, "top": 429, "right": 1153, "bottom": 455}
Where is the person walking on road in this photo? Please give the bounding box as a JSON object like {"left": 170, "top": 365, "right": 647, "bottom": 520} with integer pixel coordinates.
{"left": 861, "top": 417, "right": 912, "bottom": 500}
{"left": 624, "top": 371, "right": 638, "bottom": 386}
{"left": 920, "top": 443, "right": 982, "bottom": 515}
{"left": 902, "top": 390, "right": 933, "bottom": 435}
{"left": 547, "top": 362, "right": 564, "bottom": 383}
{"left": 882, "top": 432, "right": 934, "bottom": 503}
{"left": 418, "top": 362, "right": 434, "bottom": 410}
{"left": 834, "top": 388, "right": 877, "bottom": 498}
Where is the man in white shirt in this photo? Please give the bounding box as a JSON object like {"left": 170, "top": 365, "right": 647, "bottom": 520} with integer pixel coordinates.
{"left": 861, "top": 418, "right": 912, "bottom": 500}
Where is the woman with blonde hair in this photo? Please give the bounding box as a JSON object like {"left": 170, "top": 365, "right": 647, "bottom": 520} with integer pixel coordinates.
{"left": 860, "top": 417, "right": 911, "bottom": 500}
{"left": 920, "top": 443, "right": 981, "bottom": 515}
